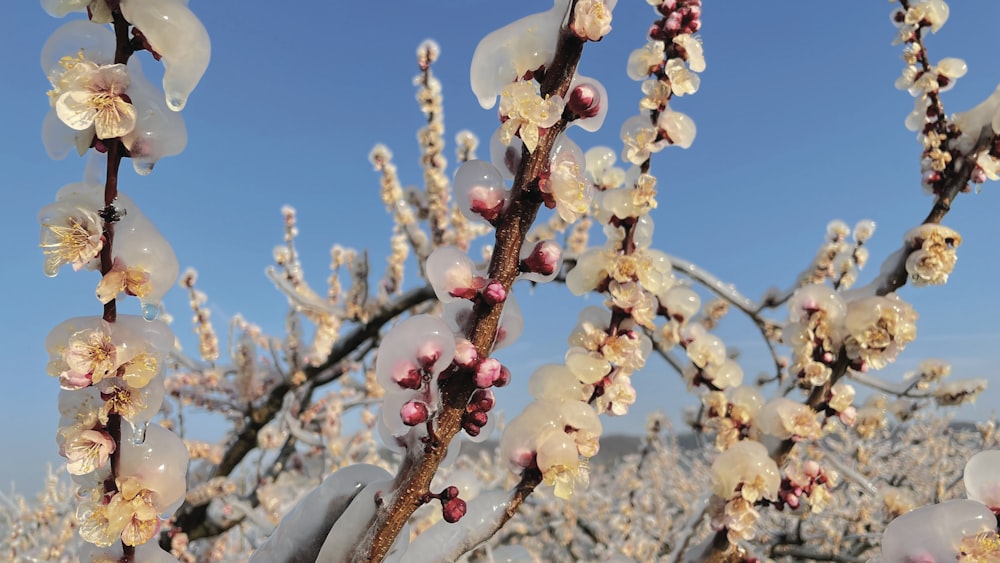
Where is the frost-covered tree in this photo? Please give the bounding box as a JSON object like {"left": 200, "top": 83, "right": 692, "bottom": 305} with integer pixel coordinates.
{"left": 10, "top": 1, "right": 1000, "bottom": 562}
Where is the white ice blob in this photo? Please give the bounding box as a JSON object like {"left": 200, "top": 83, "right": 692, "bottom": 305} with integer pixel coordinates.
{"left": 426, "top": 246, "right": 480, "bottom": 304}
{"left": 374, "top": 314, "right": 456, "bottom": 390}
{"left": 453, "top": 160, "right": 510, "bottom": 224}
{"left": 490, "top": 129, "right": 523, "bottom": 180}
{"left": 249, "top": 464, "right": 390, "bottom": 563}
{"left": 880, "top": 499, "right": 996, "bottom": 562}
{"left": 566, "top": 73, "right": 608, "bottom": 132}
{"left": 118, "top": 423, "right": 189, "bottom": 516}
{"left": 42, "top": 107, "right": 93, "bottom": 159}
{"left": 123, "top": 58, "right": 188, "bottom": 174}
{"left": 108, "top": 192, "right": 180, "bottom": 311}
{"left": 316, "top": 478, "right": 410, "bottom": 563}
{"left": 964, "top": 449, "right": 1000, "bottom": 510}
{"left": 470, "top": 0, "right": 572, "bottom": 109}
{"left": 120, "top": 0, "right": 211, "bottom": 111}
{"left": 79, "top": 541, "right": 179, "bottom": 563}
{"left": 40, "top": 20, "right": 115, "bottom": 82}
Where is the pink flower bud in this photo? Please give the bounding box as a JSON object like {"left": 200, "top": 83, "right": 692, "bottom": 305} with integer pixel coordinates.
{"left": 416, "top": 341, "right": 442, "bottom": 370}
{"left": 400, "top": 400, "right": 429, "bottom": 426}
{"left": 838, "top": 406, "right": 857, "bottom": 426}
{"left": 453, "top": 338, "right": 479, "bottom": 368}
{"left": 568, "top": 83, "right": 601, "bottom": 119}
{"left": 804, "top": 460, "right": 821, "bottom": 479}
{"left": 391, "top": 360, "right": 423, "bottom": 390}
{"left": 470, "top": 388, "right": 495, "bottom": 412}
{"left": 442, "top": 485, "right": 459, "bottom": 500}
{"left": 442, "top": 497, "right": 467, "bottom": 523}
{"left": 468, "top": 186, "right": 506, "bottom": 222}
{"left": 462, "top": 421, "right": 482, "bottom": 437}
{"left": 466, "top": 410, "right": 488, "bottom": 427}
{"left": 482, "top": 280, "right": 507, "bottom": 305}
{"left": 785, "top": 493, "right": 800, "bottom": 510}
{"left": 521, "top": 240, "right": 562, "bottom": 276}
{"left": 494, "top": 365, "right": 512, "bottom": 387}
{"left": 475, "top": 358, "right": 502, "bottom": 388}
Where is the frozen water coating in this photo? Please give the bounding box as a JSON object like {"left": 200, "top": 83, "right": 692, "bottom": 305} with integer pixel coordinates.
{"left": 249, "top": 464, "right": 390, "bottom": 563}
{"left": 881, "top": 499, "right": 996, "bottom": 562}
{"left": 566, "top": 74, "right": 608, "bottom": 132}
{"left": 528, "top": 364, "right": 584, "bottom": 402}
{"left": 453, "top": 160, "right": 510, "bottom": 224}
{"left": 315, "top": 478, "right": 410, "bottom": 563}
{"left": 426, "top": 246, "right": 482, "bottom": 304}
{"left": 79, "top": 541, "right": 179, "bottom": 563}
{"left": 40, "top": 20, "right": 115, "bottom": 82}
{"left": 470, "top": 0, "right": 572, "bottom": 109}
{"left": 963, "top": 449, "right": 1000, "bottom": 510}
{"left": 53, "top": 182, "right": 180, "bottom": 311}
{"left": 120, "top": 0, "right": 211, "bottom": 111}
{"left": 489, "top": 129, "right": 523, "bottom": 180}
{"left": 123, "top": 58, "right": 188, "bottom": 174}
{"left": 118, "top": 422, "right": 189, "bottom": 516}
{"left": 374, "top": 314, "right": 456, "bottom": 390}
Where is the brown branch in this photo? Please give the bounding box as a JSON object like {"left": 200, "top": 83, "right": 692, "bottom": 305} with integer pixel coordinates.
{"left": 357, "top": 24, "right": 587, "bottom": 563}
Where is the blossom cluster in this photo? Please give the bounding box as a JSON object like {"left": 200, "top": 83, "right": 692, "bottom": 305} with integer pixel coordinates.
{"left": 36, "top": 0, "right": 209, "bottom": 559}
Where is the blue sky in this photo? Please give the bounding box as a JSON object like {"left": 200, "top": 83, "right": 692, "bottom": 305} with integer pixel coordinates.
{"left": 3, "top": 2, "right": 1000, "bottom": 495}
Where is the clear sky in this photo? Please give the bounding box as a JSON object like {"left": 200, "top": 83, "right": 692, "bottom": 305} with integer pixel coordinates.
{"left": 2, "top": 1, "right": 1000, "bottom": 496}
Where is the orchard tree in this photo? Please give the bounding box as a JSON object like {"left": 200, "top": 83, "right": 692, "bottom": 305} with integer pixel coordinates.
{"left": 9, "top": 0, "right": 1000, "bottom": 562}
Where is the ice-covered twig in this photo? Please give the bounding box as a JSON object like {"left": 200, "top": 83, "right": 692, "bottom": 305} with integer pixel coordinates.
{"left": 668, "top": 254, "right": 756, "bottom": 314}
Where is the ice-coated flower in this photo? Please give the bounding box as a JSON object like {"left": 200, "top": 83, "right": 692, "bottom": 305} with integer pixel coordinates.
{"left": 584, "top": 145, "right": 625, "bottom": 188}
{"left": 38, "top": 198, "right": 104, "bottom": 276}
{"left": 627, "top": 40, "right": 665, "bottom": 81}
{"left": 571, "top": 0, "right": 613, "bottom": 42}
{"left": 596, "top": 373, "right": 636, "bottom": 416}
{"left": 41, "top": 0, "right": 113, "bottom": 22}
{"left": 710, "top": 440, "right": 780, "bottom": 503}
{"left": 620, "top": 114, "right": 664, "bottom": 164}
{"left": 57, "top": 424, "right": 115, "bottom": 475}
{"left": 607, "top": 280, "right": 657, "bottom": 329}
{"left": 61, "top": 323, "right": 116, "bottom": 389}
{"left": 639, "top": 78, "right": 671, "bottom": 111}
{"left": 964, "top": 450, "right": 1000, "bottom": 511}
{"left": 77, "top": 477, "right": 160, "bottom": 547}
{"left": 54, "top": 61, "right": 136, "bottom": 140}
{"left": 881, "top": 499, "right": 995, "bottom": 563}
{"left": 757, "top": 397, "right": 822, "bottom": 441}
{"left": 498, "top": 81, "right": 564, "bottom": 153}
{"left": 934, "top": 378, "right": 988, "bottom": 407}
{"left": 540, "top": 148, "right": 592, "bottom": 223}
{"left": 664, "top": 58, "right": 699, "bottom": 96}
{"left": 904, "top": 0, "right": 950, "bottom": 33}
{"left": 904, "top": 223, "right": 961, "bottom": 286}
{"left": 673, "top": 33, "right": 705, "bottom": 72}
{"left": 96, "top": 257, "right": 151, "bottom": 304}
{"left": 656, "top": 106, "right": 697, "bottom": 148}
{"left": 500, "top": 399, "right": 602, "bottom": 499}
{"left": 843, "top": 293, "right": 918, "bottom": 370}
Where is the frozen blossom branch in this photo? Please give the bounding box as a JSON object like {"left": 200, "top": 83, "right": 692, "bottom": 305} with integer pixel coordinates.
{"left": 19, "top": 1, "right": 1000, "bottom": 562}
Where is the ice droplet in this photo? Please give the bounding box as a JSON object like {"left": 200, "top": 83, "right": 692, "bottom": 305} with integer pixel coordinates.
{"left": 142, "top": 302, "right": 159, "bottom": 321}
{"left": 130, "top": 421, "right": 148, "bottom": 445}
